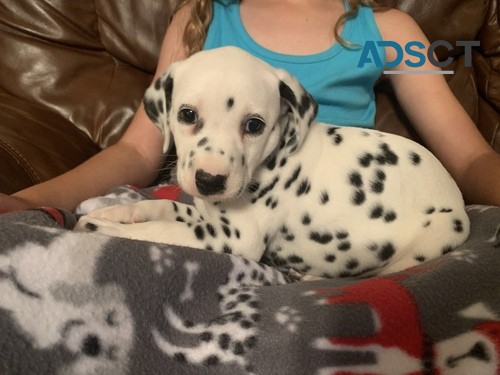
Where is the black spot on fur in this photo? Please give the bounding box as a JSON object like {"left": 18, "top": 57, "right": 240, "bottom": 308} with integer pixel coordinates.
{"left": 309, "top": 232, "right": 334, "bottom": 244}
{"left": 285, "top": 165, "right": 302, "bottom": 190}
{"left": 336, "top": 231, "right": 349, "bottom": 239}
{"left": 143, "top": 99, "right": 160, "bottom": 123}
{"left": 279, "top": 81, "right": 317, "bottom": 120}
{"left": 352, "top": 189, "right": 366, "bottom": 205}
{"left": 223, "top": 244, "right": 233, "bottom": 254}
{"left": 442, "top": 245, "right": 454, "bottom": 255}
{"left": 288, "top": 255, "right": 304, "bottom": 264}
{"left": 349, "top": 171, "right": 363, "bottom": 188}
{"left": 298, "top": 93, "right": 314, "bottom": 118}
{"left": 370, "top": 180, "right": 384, "bottom": 194}
{"left": 206, "top": 224, "right": 217, "bottom": 238}
{"left": 333, "top": 134, "right": 343, "bottom": 145}
{"left": 320, "top": 191, "right": 330, "bottom": 205}
{"left": 266, "top": 155, "right": 277, "bottom": 170}
{"left": 378, "top": 243, "right": 395, "bottom": 261}
{"left": 226, "top": 97, "right": 235, "bottom": 110}
{"left": 346, "top": 259, "right": 359, "bottom": 270}
{"left": 370, "top": 205, "right": 384, "bottom": 219}
{"left": 279, "top": 81, "right": 298, "bottom": 108}
{"left": 302, "top": 214, "right": 311, "bottom": 225}
{"left": 414, "top": 255, "right": 426, "bottom": 263}
{"left": 85, "top": 222, "right": 98, "bottom": 232}
{"left": 194, "top": 225, "right": 205, "bottom": 240}
{"left": 378, "top": 143, "right": 399, "bottom": 165}
{"left": 359, "top": 153, "right": 374, "bottom": 168}
{"left": 327, "top": 127, "right": 343, "bottom": 145}
{"left": 263, "top": 234, "right": 269, "bottom": 245}
{"left": 337, "top": 242, "right": 351, "bottom": 251}
{"left": 300, "top": 265, "right": 312, "bottom": 273}
{"left": 197, "top": 137, "right": 209, "bottom": 148}
{"left": 265, "top": 197, "right": 279, "bottom": 209}
{"left": 254, "top": 176, "right": 280, "bottom": 201}
{"left": 325, "top": 254, "right": 336, "bottom": 262}
{"left": 284, "top": 234, "right": 295, "bottom": 242}
{"left": 164, "top": 76, "right": 174, "bottom": 113}
{"left": 453, "top": 219, "right": 464, "bottom": 233}
{"left": 223, "top": 225, "right": 231, "bottom": 238}
{"left": 296, "top": 179, "right": 311, "bottom": 196}
{"left": 375, "top": 169, "right": 386, "bottom": 181}
{"left": 384, "top": 211, "right": 397, "bottom": 222}
{"left": 426, "top": 207, "right": 436, "bottom": 214}
{"left": 410, "top": 152, "right": 422, "bottom": 165}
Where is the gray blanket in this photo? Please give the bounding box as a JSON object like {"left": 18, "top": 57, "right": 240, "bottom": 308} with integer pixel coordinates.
{"left": 1, "top": 189, "right": 499, "bottom": 374}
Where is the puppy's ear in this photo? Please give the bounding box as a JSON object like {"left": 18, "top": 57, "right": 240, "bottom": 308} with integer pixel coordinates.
{"left": 275, "top": 69, "right": 318, "bottom": 155}
{"left": 143, "top": 68, "right": 176, "bottom": 153}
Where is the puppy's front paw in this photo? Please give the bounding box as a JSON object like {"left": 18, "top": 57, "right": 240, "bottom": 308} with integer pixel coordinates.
{"left": 86, "top": 204, "right": 147, "bottom": 224}
{"left": 74, "top": 216, "right": 130, "bottom": 239}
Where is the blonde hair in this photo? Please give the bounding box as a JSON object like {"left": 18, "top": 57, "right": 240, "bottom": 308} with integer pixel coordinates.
{"left": 173, "top": 0, "right": 387, "bottom": 57}
{"left": 336, "top": 1, "right": 386, "bottom": 46}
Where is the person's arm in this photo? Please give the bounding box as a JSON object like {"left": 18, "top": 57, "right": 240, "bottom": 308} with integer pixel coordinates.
{"left": 0, "top": 3, "right": 193, "bottom": 212}
{"left": 375, "top": 9, "right": 500, "bottom": 206}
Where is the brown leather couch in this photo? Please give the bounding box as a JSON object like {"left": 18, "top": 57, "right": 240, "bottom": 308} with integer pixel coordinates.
{"left": 0, "top": 0, "right": 498, "bottom": 195}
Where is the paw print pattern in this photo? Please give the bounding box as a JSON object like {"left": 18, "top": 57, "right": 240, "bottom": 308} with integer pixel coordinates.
{"left": 275, "top": 306, "right": 303, "bottom": 333}
{"left": 149, "top": 246, "right": 174, "bottom": 275}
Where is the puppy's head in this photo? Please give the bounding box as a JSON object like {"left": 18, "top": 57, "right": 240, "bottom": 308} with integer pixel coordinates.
{"left": 143, "top": 46, "right": 317, "bottom": 201}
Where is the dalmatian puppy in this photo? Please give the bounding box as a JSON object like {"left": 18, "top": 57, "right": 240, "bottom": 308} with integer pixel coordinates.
{"left": 76, "top": 46, "right": 470, "bottom": 278}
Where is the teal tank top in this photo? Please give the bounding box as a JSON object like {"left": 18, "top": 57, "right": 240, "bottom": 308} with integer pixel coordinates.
{"left": 204, "top": 1, "right": 385, "bottom": 128}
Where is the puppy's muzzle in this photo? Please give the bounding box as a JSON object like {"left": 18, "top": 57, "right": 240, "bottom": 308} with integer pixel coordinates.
{"left": 195, "top": 170, "right": 227, "bottom": 196}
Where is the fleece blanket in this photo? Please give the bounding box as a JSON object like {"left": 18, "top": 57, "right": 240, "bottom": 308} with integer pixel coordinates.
{"left": 1, "top": 185, "right": 500, "bottom": 375}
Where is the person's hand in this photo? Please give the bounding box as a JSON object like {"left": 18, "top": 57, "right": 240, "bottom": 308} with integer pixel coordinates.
{"left": 0, "top": 193, "right": 31, "bottom": 214}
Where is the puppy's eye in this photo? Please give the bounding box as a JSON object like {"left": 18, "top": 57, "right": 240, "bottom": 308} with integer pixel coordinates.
{"left": 244, "top": 117, "right": 265, "bottom": 135}
{"left": 178, "top": 108, "right": 198, "bottom": 124}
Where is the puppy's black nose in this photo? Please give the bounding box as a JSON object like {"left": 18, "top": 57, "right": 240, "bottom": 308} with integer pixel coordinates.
{"left": 195, "top": 170, "right": 227, "bottom": 196}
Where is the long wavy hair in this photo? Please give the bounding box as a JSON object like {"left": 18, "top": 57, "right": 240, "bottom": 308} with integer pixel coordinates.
{"left": 173, "top": 0, "right": 387, "bottom": 57}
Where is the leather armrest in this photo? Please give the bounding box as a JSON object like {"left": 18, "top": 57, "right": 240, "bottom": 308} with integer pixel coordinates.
{"left": 0, "top": 93, "right": 100, "bottom": 194}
